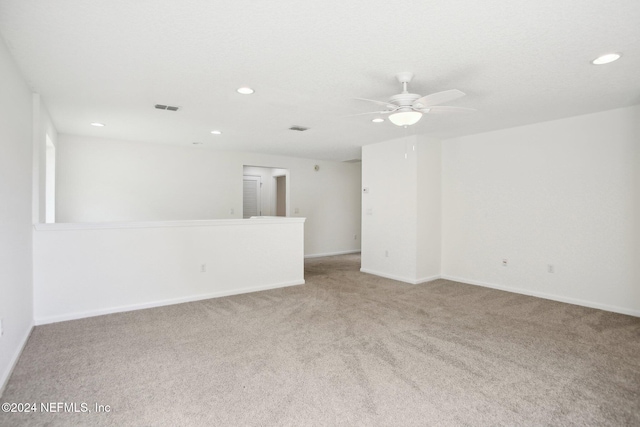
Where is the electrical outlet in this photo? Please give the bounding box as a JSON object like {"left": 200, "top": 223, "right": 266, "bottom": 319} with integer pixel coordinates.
{"left": 201, "top": 264, "right": 207, "bottom": 273}
{"left": 385, "top": 250, "right": 389, "bottom": 257}
{"left": 229, "top": 208, "right": 235, "bottom": 215}
{"left": 548, "top": 264, "right": 555, "bottom": 273}
{"left": 294, "top": 208, "right": 299, "bottom": 214}
{"left": 0, "top": 318, "right": 3, "bottom": 337}
{"left": 353, "top": 234, "right": 357, "bottom": 240}
{"left": 502, "top": 259, "right": 508, "bottom": 267}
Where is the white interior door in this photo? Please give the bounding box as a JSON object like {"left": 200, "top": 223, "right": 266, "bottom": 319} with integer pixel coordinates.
{"left": 243, "top": 175, "right": 261, "bottom": 218}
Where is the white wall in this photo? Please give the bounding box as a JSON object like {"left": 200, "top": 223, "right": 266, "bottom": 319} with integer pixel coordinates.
{"left": 361, "top": 136, "right": 418, "bottom": 282}
{"left": 56, "top": 135, "right": 361, "bottom": 257}
{"left": 361, "top": 135, "right": 442, "bottom": 283}
{"left": 635, "top": 114, "right": 640, "bottom": 309}
{"left": 442, "top": 105, "right": 640, "bottom": 316}
{"left": 33, "top": 218, "right": 305, "bottom": 324}
{"left": 0, "top": 36, "right": 34, "bottom": 393}
{"left": 32, "top": 94, "right": 57, "bottom": 224}
{"left": 416, "top": 135, "right": 442, "bottom": 281}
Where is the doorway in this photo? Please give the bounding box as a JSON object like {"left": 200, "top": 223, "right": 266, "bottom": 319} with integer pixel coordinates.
{"left": 242, "top": 165, "right": 290, "bottom": 217}
{"left": 275, "top": 175, "right": 286, "bottom": 217}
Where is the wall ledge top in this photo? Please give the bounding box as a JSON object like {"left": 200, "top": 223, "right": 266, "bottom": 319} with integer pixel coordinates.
{"left": 34, "top": 217, "right": 305, "bottom": 231}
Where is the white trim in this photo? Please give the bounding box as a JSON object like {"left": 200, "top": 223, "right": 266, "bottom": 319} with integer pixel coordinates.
{"left": 0, "top": 322, "right": 34, "bottom": 397}
{"left": 360, "top": 268, "right": 440, "bottom": 285}
{"left": 35, "top": 280, "right": 306, "bottom": 325}
{"left": 441, "top": 275, "right": 640, "bottom": 318}
{"left": 305, "top": 250, "right": 361, "bottom": 259}
{"left": 415, "top": 275, "right": 442, "bottom": 284}
{"left": 34, "top": 217, "right": 305, "bottom": 231}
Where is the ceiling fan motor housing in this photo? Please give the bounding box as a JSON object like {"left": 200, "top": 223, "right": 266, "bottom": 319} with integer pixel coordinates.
{"left": 389, "top": 93, "right": 421, "bottom": 108}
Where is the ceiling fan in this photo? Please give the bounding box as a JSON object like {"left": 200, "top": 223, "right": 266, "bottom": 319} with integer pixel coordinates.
{"left": 353, "top": 72, "right": 476, "bottom": 126}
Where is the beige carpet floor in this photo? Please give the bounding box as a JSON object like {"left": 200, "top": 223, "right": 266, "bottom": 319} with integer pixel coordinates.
{"left": 1, "top": 254, "right": 639, "bottom": 426}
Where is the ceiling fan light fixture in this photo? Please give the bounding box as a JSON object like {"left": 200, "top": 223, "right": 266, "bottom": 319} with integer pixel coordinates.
{"left": 388, "top": 111, "right": 422, "bottom": 127}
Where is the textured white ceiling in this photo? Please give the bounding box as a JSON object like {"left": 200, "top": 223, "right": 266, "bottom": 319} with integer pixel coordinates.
{"left": 1, "top": 0, "right": 639, "bottom": 161}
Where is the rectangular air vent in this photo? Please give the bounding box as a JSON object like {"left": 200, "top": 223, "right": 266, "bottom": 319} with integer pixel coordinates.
{"left": 155, "top": 104, "right": 180, "bottom": 111}
{"left": 289, "top": 125, "right": 309, "bottom": 132}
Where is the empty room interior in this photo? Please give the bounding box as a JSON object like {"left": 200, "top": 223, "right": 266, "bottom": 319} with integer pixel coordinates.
{"left": 1, "top": 1, "right": 639, "bottom": 426}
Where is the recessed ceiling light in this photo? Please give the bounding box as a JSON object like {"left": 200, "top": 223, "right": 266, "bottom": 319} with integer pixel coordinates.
{"left": 372, "top": 118, "right": 384, "bottom": 123}
{"left": 591, "top": 53, "right": 621, "bottom": 65}
{"left": 210, "top": 130, "right": 222, "bottom": 135}
{"left": 192, "top": 142, "right": 203, "bottom": 145}
{"left": 236, "top": 87, "right": 254, "bottom": 95}
{"left": 90, "top": 122, "right": 105, "bottom": 127}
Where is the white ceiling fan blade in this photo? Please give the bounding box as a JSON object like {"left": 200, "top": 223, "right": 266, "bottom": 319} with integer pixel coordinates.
{"left": 354, "top": 98, "right": 397, "bottom": 110}
{"left": 345, "top": 109, "right": 398, "bottom": 117}
{"left": 412, "top": 89, "right": 466, "bottom": 108}
{"left": 419, "top": 106, "right": 476, "bottom": 114}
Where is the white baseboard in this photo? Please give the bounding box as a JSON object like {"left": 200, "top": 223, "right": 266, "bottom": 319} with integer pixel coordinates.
{"left": 415, "top": 275, "right": 442, "bottom": 284}
{"left": 35, "top": 279, "right": 306, "bottom": 325}
{"left": 1, "top": 322, "right": 34, "bottom": 398}
{"left": 360, "top": 268, "right": 440, "bottom": 285}
{"left": 305, "top": 250, "right": 361, "bottom": 259}
{"left": 441, "top": 275, "right": 640, "bottom": 318}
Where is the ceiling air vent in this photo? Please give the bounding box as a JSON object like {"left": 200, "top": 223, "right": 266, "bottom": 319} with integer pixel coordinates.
{"left": 289, "top": 125, "right": 309, "bottom": 132}
{"left": 155, "top": 104, "right": 180, "bottom": 111}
